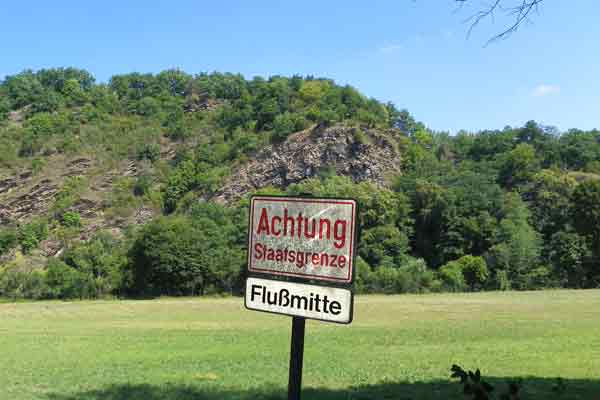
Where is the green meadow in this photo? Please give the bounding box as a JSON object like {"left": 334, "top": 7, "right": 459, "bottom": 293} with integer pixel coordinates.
{"left": 1, "top": 290, "right": 600, "bottom": 400}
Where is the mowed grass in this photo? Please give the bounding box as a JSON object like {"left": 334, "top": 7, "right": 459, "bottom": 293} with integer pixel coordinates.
{"left": 1, "top": 290, "right": 600, "bottom": 400}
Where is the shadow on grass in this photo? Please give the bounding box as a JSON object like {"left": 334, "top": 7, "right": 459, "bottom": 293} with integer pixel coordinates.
{"left": 45, "top": 377, "right": 600, "bottom": 400}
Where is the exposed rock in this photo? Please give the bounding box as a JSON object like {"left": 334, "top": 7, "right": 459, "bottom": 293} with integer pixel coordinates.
{"left": 184, "top": 97, "right": 221, "bottom": 113}
{"left": 80, "top": 223, "right": 105, "bottom": 241}
{"left": 19, "top": 171, "right": 32, "bottom": 180}
{"left": 40, "top": 239, "right": 63, "bottom": 257}
{"left": 68, "top": 158, "right": 92, "bottom": 169}
{"left": 0, "top": 168, "right": 34, "bottom": 196}
{"left": 0, "top": 209, "right": 12, "bottom": 225}
{"left": 62, "top": 158, "right": 92, "bottom": 177}
{"left": 0, "top": 247, "right": 17, "bottom": 264}
{"left": 0, "top": 180, "right": 58, "bottom": 222}
{"left": 123, "top": 161, "right": 137, "bottom": 177}
{"left": 214, "top": 124, "right": 403, "bottom": 203}
{"left": 68, "top": 198, "right": 101, "bottom": 218}
{"left": 0, "top": 157, "right": 97, "bottom": 224}
{"left": 160, "top": 148, "right": 176, "bottom": 160}
{"left": 8, "top": 107, "right": 28, "bottom": 123}
{"left": 0, "top": 177, "right": 18, "bottom": 195}
{"left": 134, "top": 206, "right": 156, "bottom": 225}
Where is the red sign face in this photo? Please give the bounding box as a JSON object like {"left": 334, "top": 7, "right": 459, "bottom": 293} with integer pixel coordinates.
{"left": 247, "top": 196, "right": 357, "bottom": 284}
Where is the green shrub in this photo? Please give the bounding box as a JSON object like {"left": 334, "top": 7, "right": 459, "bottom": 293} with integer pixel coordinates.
{"left": 272, "top": 112, "right": 307, "bottom": 143}
{"left": 137, "top": 143, "right": 160, "bottom": 163}
{"left": 130, "top": 213, "right": 244, "bottom": 296}
{"left": 46, "top": 259, "right": 89, "bottom": 299}
{"left": 353, "top": 129, "right": 369, "bottom": 144}
{"left": 397, "top": 258, "right": 435, "bottom": 293}
{"left": 0, "top": 267, "right": 50, "bottom": 300}
{"left": 365, "top": 258, "right": 433, "bottom": 294}
{"left": 20, "top": 112, "right": 72, "bottom": 156}
{"left": 18, "top": 220, "right": 48, "bottom": 254}
{"left": 491, "top": 270, "right": 511, "bottom": 291}
{"left": 439, "top": 261, "right": 467, "bottom": 292}
{"left": 0, "top": 96, "right": 10, "bottom": 121}
{"left": 133, "top": 175, "right": 152, "bottom": 196}
{"left": 57, "top": 133, "right": 81, "bottom": 154}
{"left": 360, "top": 225, "right": 409, "bottom": 268}
{"left": 458, "top": 255, "right": 489, "bottom": 291}
{"left": 106, "top": 177, "right": 140, "bottom": 218}
{"left": 53, "top": 176, "right": 88, "bottom": 214}
{"left": 0, "top": 229, "right": 17, "bottom": 256}
{"left": 63, "top": 232, "right": 129, "bottom": 297}
{"left": 439, "top": 255, "right": 488, "bottom": 292}
{"left": 523, "top": 266, "right": 554, "bottom": 289}
{"left": 19, "top": 131, "right": 41, "bottom": 156}
{"left": 368, "top": 266, "right": 402, "bottom": 294}
{"left": 61, "top": 211, "right": 81, "bottom": 227}
{"left": 31, "top": 157, "right": 46, "bottom": 175}
{"left": 164, "top": 109, "right": 186, "bottom": 139}
{"left": 19, "top": 270, "right": 50, "bottom": 299}
{"left": 353, "top": 256, "right": 372, "bottom": 294}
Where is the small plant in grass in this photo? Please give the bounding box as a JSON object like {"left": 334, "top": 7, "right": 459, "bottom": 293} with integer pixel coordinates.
{"left": 451, "top": 365, "right": 494, "bottom": 400}
{"left": 451, "top": 365, "right": 523, "bottom": 400}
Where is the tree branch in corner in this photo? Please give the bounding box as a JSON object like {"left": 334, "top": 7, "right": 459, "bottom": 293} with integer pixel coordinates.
{"left": 455, "top": 0, "right": 544, "bottom": 44}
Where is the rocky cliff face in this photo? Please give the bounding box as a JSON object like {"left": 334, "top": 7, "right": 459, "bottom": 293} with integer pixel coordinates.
{"left": 0, "top": 157, "right": 95, "bottom": 224}
{"left": 214, "top": 124, "right": 404, "bottom": 203}
{"left": 0, "top": 153, "right": 161, "bottom": 257}
{"left": 0, "top": 124, "right": 404, "bottom": 260}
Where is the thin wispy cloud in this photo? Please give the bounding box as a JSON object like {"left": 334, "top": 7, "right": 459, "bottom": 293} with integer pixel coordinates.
{"left": 378, "top": 44, "right": 402, "bottom": 54}
{"left": 532, "top": 84, "right": 561, "bottom": 97}
{"left": 378, "top": 30, "right": 454, "bottom": 55}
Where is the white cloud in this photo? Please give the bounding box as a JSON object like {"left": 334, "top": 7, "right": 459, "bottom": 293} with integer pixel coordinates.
{"left": 378, "top": 44, "right": 402, "bottom": 54}
{"left": 532, "top": 84, "right": 561, "bottom": 97}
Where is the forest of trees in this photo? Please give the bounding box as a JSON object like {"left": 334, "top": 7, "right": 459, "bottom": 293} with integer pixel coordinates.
{"left": 0, "top": 68, "right": 599, "bottom": 299}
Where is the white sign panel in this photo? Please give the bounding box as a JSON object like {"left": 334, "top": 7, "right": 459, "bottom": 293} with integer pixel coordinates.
{"left": 248, "top": 196, "right": 357, "bottom": 284}
{"left": 245, "top": 277, "right": 353, "bottom": 324}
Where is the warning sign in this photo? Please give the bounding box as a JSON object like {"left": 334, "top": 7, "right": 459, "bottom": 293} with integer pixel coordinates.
{"left": 247, "top": 196, "right": 357, "bottom": 284}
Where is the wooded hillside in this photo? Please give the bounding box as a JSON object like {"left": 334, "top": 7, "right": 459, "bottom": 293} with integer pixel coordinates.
{"left": 0, "top": 68, "right": 599, "bottom": 299}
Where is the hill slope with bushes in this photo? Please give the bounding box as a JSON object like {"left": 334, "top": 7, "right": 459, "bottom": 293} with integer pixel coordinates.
{"left": 0, "top": 67, "right": 599, "bottom": 299}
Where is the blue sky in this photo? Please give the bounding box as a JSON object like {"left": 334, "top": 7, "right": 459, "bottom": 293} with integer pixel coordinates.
{"left": 1, "top": 1, "right": 597, "bottom": 133}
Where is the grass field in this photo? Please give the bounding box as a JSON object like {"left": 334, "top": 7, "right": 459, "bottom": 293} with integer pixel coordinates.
{"left": 1, "top": 290, "right": 600, "bottom": 400}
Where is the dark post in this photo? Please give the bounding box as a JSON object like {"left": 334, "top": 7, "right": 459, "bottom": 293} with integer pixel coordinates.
{"left": 288, "top": 316, "right": 306, "bottom": 400}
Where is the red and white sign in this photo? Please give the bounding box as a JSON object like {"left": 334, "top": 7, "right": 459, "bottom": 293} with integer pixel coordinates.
{"left": 248, "top": 196, "right": 357, "bottom": 284}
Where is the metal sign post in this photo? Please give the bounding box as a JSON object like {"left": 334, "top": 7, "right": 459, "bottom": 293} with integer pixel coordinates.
{"left": 244, "top": 195, "right": 358, "bottom": 400}
{"left": 288, "top": 317, "right": 305, "bottom": 400}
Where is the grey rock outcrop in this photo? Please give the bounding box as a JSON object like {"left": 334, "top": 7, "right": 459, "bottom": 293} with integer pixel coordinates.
{"left": 214, "top": 124, "right": 403, "bottom": 203}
